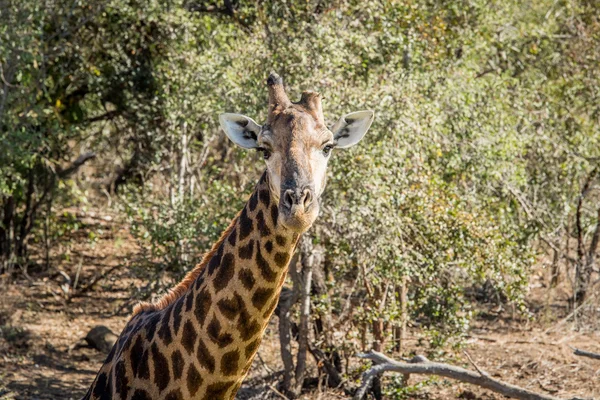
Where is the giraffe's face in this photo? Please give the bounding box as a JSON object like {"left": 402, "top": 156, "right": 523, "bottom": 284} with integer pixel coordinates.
{"left": 256, "top": 106, "right": 333, "bottom": 232}
{"left": 220, "top": 74, "right": 374, "bottom": 233}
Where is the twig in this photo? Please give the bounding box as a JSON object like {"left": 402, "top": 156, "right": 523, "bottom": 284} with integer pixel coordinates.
{"left": 463, "top": 351, "right": 489, "bottom": 377}
{"left": 72, "top": 258, "right": 83, "bottom": 292}
{"left": 267, "top": 384, "right": 291, "bottom": 400}
{"left": 570, "top": 346, "right": 600, "bottom": 361}
{"left": 538, "top": 380, "right": 560, "bottom": 394}
{"left": 539, "top": 236, "right": 578, "bottom": 265}
{"left": 465, "top": 335, "right": 498, "bottom": 343}
{"left": 109, "top": 298, "right": 137, "bottom": 317}
{"left": 0, "top": 63, "right": 16, "bottom": 87}
{"left": 543, "top": 292, "right": 597, "bottom": 334}
{"left": 256, "top": 351, "right": 275, "bottom": 375}
{"left": 353, "top": 351, "right": 564, "bottom": 400}
{"left": 70, "top": 264, "right": 123, "bottom": 298}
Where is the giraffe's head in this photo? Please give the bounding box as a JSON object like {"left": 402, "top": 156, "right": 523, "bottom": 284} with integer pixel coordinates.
{"left": 220, "top": 73, "right": 373, "bottom": 233}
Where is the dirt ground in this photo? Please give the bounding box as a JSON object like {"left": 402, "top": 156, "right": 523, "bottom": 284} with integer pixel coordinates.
{"left": 1, "top": 208, "right": 599, "bottom": 400}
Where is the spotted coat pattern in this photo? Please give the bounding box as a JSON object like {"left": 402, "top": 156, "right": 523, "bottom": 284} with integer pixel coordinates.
{"left": 83, "top": 173, "right": 299, "bottom": 400}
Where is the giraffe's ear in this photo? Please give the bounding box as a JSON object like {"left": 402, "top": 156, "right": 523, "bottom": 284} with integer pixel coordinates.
{"left": 331, "top": 110, "right": 374, "bottom": 149}
{"left": 219, "top": 113, "right": 262, "bottom": 149}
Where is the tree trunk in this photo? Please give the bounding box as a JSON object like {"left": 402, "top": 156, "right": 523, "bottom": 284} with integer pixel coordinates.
{"left": 370, "top": 282, "right": 390, "bottom": 400}
{"left": 0, "top": 195, "right": 15, "bottom": 273}
{"left": 16, "top": 168, "right": 35, "bottom": 258}
{"left": 550, "top": 247, "right": 560, "bottom": 288}
{"left": 585, "top": 207, "right": 600, "bottom": 281}
{"left": 574, "top": 167, "right": 598, "bottom": 303}
{"left": 310, "top": 257, "right": 343, "bottom": 387}
{"left": 294, "top": 236, "right": 316, "bottom": 395}
{"left": 372, "top": 282, "right": 390, "bottom": 351}
{"left": 278, "top": 284, "right": 298, "bottom": 394}
{"left": 393, "top": 277, "right": 408, "bottom": 353}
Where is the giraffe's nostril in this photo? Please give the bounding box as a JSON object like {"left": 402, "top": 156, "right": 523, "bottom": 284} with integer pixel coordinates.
{"left": 282, "top": 186, "right": 314, "bottom": 211}
{"left": 303, "top": 189, "right": 312, "bottom": 208}
{"left": 282, "top": 188, "right": 309, "bottom": 209}
{"left": 283, "top": 189, "right": 295, "bottom": 209}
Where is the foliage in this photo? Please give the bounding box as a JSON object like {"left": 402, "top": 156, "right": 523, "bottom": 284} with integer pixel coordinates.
{"left": 123, "top": 176, "right": 248, "bottom": 274}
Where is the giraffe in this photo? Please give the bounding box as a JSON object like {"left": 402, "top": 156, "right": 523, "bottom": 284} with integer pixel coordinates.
{"left": 83, "top": 73, "right": 374, "bottom": 400}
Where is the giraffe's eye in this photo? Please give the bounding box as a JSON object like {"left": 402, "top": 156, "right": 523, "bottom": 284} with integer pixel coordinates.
{"left": 322, "top": 145, "right": 333, "bottom": 156}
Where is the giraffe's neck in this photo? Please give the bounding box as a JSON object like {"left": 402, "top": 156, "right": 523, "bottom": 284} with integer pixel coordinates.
{"left": 169, "top": 172, "right": 299, "bottom": 397}
{"left": 82, "top": 173, "right": 301, "bottom": 400}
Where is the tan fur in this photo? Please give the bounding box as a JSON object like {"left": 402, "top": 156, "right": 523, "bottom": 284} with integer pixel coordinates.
{"left": 132, "top": 210, "right": 241, "bottom": 315}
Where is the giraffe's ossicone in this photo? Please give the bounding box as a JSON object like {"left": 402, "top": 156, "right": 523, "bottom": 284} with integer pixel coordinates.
{"left": 84, "top": 73, "right": 374, "bottom": 400}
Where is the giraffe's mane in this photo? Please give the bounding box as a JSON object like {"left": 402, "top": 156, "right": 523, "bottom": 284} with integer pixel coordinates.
{"left": 132, "top": 211, "right": 240, "bottom": 315}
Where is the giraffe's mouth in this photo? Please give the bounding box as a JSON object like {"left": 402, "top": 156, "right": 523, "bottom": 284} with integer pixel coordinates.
{"left": 278, "top": 201, "right": 319, "bottom": 233}
{"left": 277, "top": 180, "right": 318, "bottom": 233}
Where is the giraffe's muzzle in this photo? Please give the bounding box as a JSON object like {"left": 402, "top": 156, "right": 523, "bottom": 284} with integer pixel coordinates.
{"left": 279, "top": 184, "right": 318, "bottom": 232}
{"left": 282, "top": 186, "right": 313, "bottom": 210}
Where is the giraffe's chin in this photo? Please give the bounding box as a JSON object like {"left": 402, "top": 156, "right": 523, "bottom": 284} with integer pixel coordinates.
{"left": 279, "top": 204, "right": 319, "bottom": 233}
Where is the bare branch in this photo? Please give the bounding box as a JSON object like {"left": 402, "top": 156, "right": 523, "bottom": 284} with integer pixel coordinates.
{"left": 463, "top": 350, "right": 489, "bottom": 377}
{"left": 570, "top": 346, "right": 600, "bottom": 361}
{"left": 69, "top": 264, "right": 123, "bottom": 299}
{"left": 0, "top": 63, "right": 17, "bottom": 87}
{"left": 57, "top": 152, "right": 97, "bottom": 179}
{"left": 540, "top": 236, "right": 578, "bottom": 265}
{"left": 354, "top": 351, "right": 564, "bottom": 400}
{"left": 543, "top": 291, "right": 597, "bottom": 334}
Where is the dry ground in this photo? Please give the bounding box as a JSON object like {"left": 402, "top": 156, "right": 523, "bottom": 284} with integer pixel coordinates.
{"left": 0, "top": 208, "right": 598, "bottom": 400}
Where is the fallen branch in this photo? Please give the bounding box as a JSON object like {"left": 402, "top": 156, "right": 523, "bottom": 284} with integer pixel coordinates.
{"left": 354, "top": 351, "right": 564, "bottom": 400}
{"left": 69, "top": 264, "right": 123, "bottom": 299}
{"left": 570, "top": 346, "right": 600, "bottom": 361}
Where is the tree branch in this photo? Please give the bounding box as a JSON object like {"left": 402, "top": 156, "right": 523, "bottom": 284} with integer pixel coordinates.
{"left": 57, "top": 152, "right": 97, "bottom": 179}
{"left": 571, "top": 346, "right": 600, "bottom": 361}
{"left": 353, "top": 351, "right": 565, "bottom": 400}
{"left": 69, "top": 264, "right": 123, "bottom": 299}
